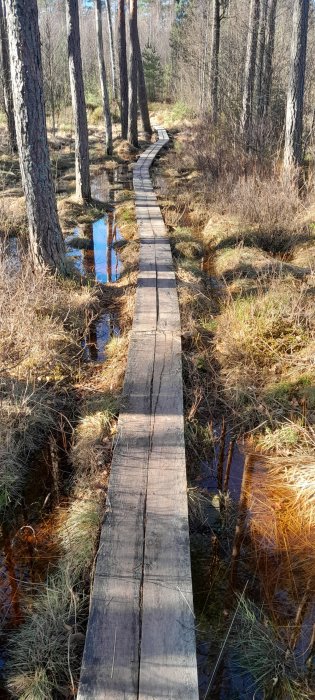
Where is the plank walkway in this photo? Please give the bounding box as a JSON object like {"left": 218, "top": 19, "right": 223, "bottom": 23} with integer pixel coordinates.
{"left": 78, "top": 127, "right": 199, "bottom": 699}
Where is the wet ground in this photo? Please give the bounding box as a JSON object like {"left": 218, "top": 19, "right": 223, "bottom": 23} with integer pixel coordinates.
{"left": 192, "top": 424, "right": 315, "bottom": 699}
{"left": 64, "top": 166, "right": 132, "bottom": 364}
{"left": 151, "top": 158, "right": 315, "bottom": 697}
{"left": 0, "top": 164, "right": 130, "bottom": 693}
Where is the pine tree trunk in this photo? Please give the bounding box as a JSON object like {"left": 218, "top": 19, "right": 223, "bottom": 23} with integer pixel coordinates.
{"left": 255, "top": 0, "right": 268, "bottom": 120}
{"left": 209, "top": 0, "right": 220, "bottom": 124}
{"left": 105, "top": 0, "right": 118, "bottom": 101}
{"left": 0, "top": 0, "right": 16, "bottom": 151}
{"left": 240, "top": 0, "right": 260, "bottom": 147}
{"left": 5, "top": 0, "right": 66, "bottom": 273}
{"left": 135, "top": 29, "right": 152, "bottom": 137}
{"left": 262, "top": 0, "right": 277, "bottom": 121}
{"left": 95, "top": 0, "right": 113, "bottom": 155}
{"left": 65, "top": 0, "right": 90, "bottom": 202}
{"left": 284, "top": 0, "right": 309, "bottom": 170}
{"left": 128, "top": 0, "right": 138, "bottom": 147}
{"left": 118, "top": 0, "right": 128, "bottom": 139}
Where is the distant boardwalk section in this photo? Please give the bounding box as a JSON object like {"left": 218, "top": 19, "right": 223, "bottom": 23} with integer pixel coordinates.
{"left": 78, "top": 127, "right": 199, "bottom": 700}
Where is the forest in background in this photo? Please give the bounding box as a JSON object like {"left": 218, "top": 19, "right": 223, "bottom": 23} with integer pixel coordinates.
{"left": 0, "top": 0, "right": 315, "bottom": 698}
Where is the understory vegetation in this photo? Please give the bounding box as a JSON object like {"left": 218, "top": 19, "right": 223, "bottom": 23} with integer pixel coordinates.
{"left": 0, "top": 111, "right": 138, "bottom": 697}
{"left": 153, "top": 110, "right": 315, "bottom": 698}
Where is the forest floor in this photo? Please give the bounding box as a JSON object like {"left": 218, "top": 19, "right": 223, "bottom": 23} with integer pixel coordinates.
{"left": 150, "top": 103, "right": 315, "bottom": 699}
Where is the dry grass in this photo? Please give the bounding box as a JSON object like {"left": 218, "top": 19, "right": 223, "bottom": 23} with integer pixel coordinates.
{"left": 227, "top": 174, "right": 306, "bottom": 251}
{"left": 6, "top": 568, "right": 86, "bottom": 700}
{"left": 232, "top": 598, "right": 310, "bottom": 700}
{"left": 0, "top": 246, "right": 97, "bottom": 379}
{"left": 214, "top": 277, "right": 315, "bottom": 428}
{"left": 152, "top": 107, "right": 315, "bottom": 699}
{"left": 0, "top": 246, "right": 97, "bottom": 519}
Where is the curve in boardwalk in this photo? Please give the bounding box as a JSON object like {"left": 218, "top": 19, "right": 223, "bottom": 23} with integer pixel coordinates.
{"left": 78, "top": 127, "right": 198, "bottom": 700}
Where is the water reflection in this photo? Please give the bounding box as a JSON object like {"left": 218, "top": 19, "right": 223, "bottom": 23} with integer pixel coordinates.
{"left": 83, "top": 312, "right": 120, "bottom": 363}
{"left": 66, "top": 212, "right": 122, "bottom": 283}
{"left": 194, "top": 432, "right": 315, "bottom": 698}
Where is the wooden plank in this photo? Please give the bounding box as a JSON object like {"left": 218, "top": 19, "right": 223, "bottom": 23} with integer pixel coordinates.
{"left": 78, "top": 331, "right": 156, "bottom": 700}
{"left": 78, "top": 125, "right": 198, "bottom": 700}
{"left": 138, "top": 331, "right": 198, "bottom": 699}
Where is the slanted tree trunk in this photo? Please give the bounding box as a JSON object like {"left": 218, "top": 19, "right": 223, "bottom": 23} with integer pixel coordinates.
{"left": 128, "top": 0, "right": 138, "bottom": 147}
{"left": 255, "top": 0, "right": 268, "bottom": 120}
{"left": 135, "top": 30, "right": 152, "bottom": 137}
{"left": 95, "top": 0, "right": 113, "bottom": 155}
{"left": 65, "top": 0, "right": 90, "bottom": 202}
{"left": 262, "top": 0, "right": 277, "bottom": 121}
{"left": 209, "top": 0, "right": 221, "bottom": 124}
{"left": 5, "top": 0, "right": 65, "bottom": 273}
{"left": 284, "top": 0, "right": 309, "bottom": 170}
{"left": 105, "top": 0, "right": 118, "bottom": 101}
{"left": 118, "top": 0, "right": 128, "bottom": 139}
{"left": 0, "top": 0, "right": 16, "bottom": 151}
{"left": 240, "top": 0, "right": 260, "bottom": 147}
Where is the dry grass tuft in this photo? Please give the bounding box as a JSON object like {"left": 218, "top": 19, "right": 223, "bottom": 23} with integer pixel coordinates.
{"left": 232, "top": 598, "right": 310, "bottom": 700}
{"left": 59, "top": 490, "right": 105, "bottom": 578}
{"left": 71, "top": 394, "right": 117, "bottom": 478}
{"left": 214, "top": 277, "right": 315, "bottom": 427}
{"left": 6, "top": 568, "right": 86, "bottom": 700}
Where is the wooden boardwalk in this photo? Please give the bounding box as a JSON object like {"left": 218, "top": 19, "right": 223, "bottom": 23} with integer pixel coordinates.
{"left": 78, "top": 128, "right": 198, "bottom": 699}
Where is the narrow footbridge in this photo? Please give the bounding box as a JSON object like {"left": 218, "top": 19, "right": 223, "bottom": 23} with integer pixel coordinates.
{"left": 78, "top": 128, "right": 199, "bottom": 699}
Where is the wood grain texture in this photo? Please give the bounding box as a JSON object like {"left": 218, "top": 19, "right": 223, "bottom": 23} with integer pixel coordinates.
{"left": 78, "top": 127, "right": 198, "bottom": 700}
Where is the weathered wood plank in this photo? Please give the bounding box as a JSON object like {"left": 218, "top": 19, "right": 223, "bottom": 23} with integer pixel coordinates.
{"left": 78, "top": 126, "right": 198, "bottom": 700}
{"left": 138, "top": 331, "right": 198, "bottom": 699}
{"left": 78, "top": 331, "right": 156, "bottom": 699}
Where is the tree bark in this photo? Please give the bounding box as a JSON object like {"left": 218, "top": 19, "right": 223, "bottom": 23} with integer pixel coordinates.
{"left": 105, "top": 0, "right": 118, "bottom": 101}
{"left": 209, "top": 0, "right": 220, "bottom": 124}
{"left": 262, "top": 0, "right": 277, "bottom": 121}
{"left": 284, "top": 0, "right": 309, "bottom": 170}
{"left": 128, "top": 0, "right": 138, "bottom": 147}
{"left": 0, "top": 0, "right": 16, "bottom": 151}
{"left": 255, "top": 0, "right": 268, "bottom": 120}
{"left": 135, "top": 29, "right": 152, "bottom": 136}
{"left": 118, "top": 0, "right": 128, "bottom": 139}
{"left": 5, "top": 0, "right": 65, "bottom": 273}
{"left": 65, "top": 0, "right": 90, "bottom": 202}
{"left": 240, "top": 0, "right": 260, "bottom": 147}
{"left": 95, "top": 0, "right": 113, "bottom": 155}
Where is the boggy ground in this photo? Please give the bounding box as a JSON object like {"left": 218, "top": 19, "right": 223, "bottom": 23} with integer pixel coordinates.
{"left": 152, "top": 105, "right": 315, "bottom": 699}
{"left": 0, "top": 110, "right": 149, "bottom": 697}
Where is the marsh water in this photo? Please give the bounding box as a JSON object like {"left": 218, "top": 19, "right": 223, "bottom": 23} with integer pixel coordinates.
{"left": 192, "top": 425, "right": 315, "bottom": 699}
{"left": 0, "top": 165, "right": 128, "bottom": 693}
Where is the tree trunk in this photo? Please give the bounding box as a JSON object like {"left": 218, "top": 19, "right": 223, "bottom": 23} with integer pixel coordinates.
{"left": 95, "top": 0, "right": 113, "bottom": 155}
{"left": 5, "top": 0, "right": 66, "bottom": 273}
{"left": 209, "top": 0, "right": 220, "bottom": 124}
{"left": 135, "top": 30, "right": 152, "bottom": 137}
{"left": 199, "top": 0, "right": 210, "bottom": 113}
{"left": 118, "top": 0, "right": 128, "bottom": 139}
{"left": 255, "top": 0, "right": 268, "bottom": 120}
{"left": 0, "top": 0, "right": 16, "bottom": 151}
{"left": 105, "top": 0, "right": 118, "bottom": 101}
{"left": 65, "top": 0, "right": 90, "bottom": 202}
{"left": 240, "top": 0, "right": 260, "bottom": 147}
{"left": 128, "top": 0, "right": 138, "bottom": 147}
{"left": 262, "top": 0, "right": 277, "bottom": 121}
{"left": 284, "top": 0, "right": 309, "bottom": 170}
